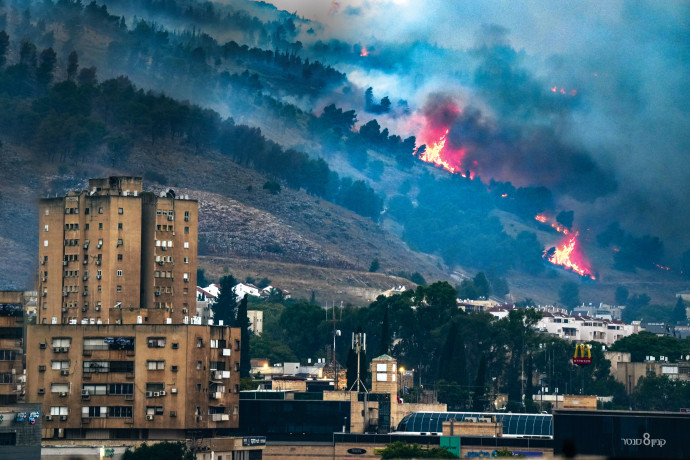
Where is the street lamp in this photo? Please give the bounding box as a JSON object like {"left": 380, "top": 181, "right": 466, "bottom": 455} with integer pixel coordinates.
{"left": 398, "top": 366, "right": 405, "bottom": 400}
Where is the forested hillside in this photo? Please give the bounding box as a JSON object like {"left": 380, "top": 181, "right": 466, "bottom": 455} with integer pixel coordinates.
{"left": 0, "top": 0, "right": 687, "bottom": 310}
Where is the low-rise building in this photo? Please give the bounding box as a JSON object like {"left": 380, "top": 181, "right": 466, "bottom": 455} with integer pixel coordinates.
{"left": 535, "top": 311, "right": 641, "bottom": 345}
{"left": 26, "top": 323, "right": 240, "bottom": 440}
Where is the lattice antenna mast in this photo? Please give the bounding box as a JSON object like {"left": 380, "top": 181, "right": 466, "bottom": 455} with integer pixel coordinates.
{"left": 349, "top": 332, "right": 368, "bottom": 393}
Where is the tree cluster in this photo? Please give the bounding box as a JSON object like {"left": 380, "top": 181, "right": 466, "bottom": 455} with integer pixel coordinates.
{"left": 597, "top": 222, "right": 664, "bottom": 272}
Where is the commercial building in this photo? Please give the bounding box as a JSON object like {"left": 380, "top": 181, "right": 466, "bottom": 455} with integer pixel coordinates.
{"left": 26, "top": 323, "right": 240, "bottom": 440}
{"left": 37, "top": 176, "right": 198, "bottom": 325}
{"left": 554, "top": 409, "right": 690, "bottom": 458}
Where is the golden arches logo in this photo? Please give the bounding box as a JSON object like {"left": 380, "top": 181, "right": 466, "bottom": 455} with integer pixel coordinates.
{"left": 573, "top": 344, "right": 592, "bottom": 365}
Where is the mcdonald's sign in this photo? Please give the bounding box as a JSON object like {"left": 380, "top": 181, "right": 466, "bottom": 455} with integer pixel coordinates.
{"left": 573, "top": 344, "right": 592, "bottom": 365}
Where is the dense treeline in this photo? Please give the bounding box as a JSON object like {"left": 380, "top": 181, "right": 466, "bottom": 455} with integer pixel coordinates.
{"left": 247, "top": 282, "right": 626, "bottom": 411}
{"left": 0, "top": 33, "right": 383, "bottom": 219}
{"left": 597, "top": 221, "right": 664, "bottom": 272}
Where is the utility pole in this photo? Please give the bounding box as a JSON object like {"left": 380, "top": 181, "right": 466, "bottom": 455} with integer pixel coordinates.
{"left": 329, "top": 304, "right": 341, "bottom": 389}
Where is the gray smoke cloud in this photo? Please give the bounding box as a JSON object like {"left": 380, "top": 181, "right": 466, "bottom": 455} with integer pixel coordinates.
{"left": 277, "top": 0, "right": 690, "bottom": 255}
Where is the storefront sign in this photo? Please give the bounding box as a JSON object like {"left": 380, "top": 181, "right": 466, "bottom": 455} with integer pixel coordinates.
{"left": 242, "top": 436, "right": 266, "bottom": 446}
{"left": 621, "top": 432, "right": 666, "bottom": 447}
{"left": 347, "top": 448, "right": 367, "bottom": 455}
{"left": 573, "top": 344, "right": 592, "bottom": 365}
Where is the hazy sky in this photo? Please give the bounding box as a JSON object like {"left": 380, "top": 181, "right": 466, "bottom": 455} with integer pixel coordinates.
{"left": 269, "top": 0, "right": 690, "bottom": 255}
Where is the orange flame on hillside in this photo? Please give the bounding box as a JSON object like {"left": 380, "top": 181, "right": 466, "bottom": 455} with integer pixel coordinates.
{"left": 546, "top": 233, "right": 595, "bottom": 280}
{"left": 535, "top": 214, "right": 569, "bottom": 235}
{"left": 418, "top": 130, "right": 473, "bottom": 178}
{"left": 536, "top": 214, "right": 594, "bottom": 279}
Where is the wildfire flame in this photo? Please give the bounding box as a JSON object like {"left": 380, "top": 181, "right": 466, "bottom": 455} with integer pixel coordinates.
{"left": 536, "top": 214, "right": 594, "bottom": 279}
{"left": 545, "top": 233, "right": 595, "bottom": 280}
{"left": 535, "top": 214, "right": 569, "bottom": 235}
{"left": 419, "top": 129, "right": 472, "bottom": 177}
{"left": 550, "top": 86, "right": 577, "bottom": 96}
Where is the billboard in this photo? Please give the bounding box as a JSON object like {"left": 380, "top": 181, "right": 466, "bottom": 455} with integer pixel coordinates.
{"left": 554, "top": 410, "right": 690, "bottom": 458}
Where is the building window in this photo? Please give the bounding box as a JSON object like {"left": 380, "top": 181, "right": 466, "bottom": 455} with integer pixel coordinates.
{"left": 98, "top": 207, "right": 103, "bottom": 214}
{"left": 184, "top": 226, "right": 189, "bottom": 234}
{"left": 196, "top": 338, "right": 203, "bottom": 348}
{"left": 116, "top": 285, "right": 122, "bottom": 292}
{"left": 51, "top": 337, "right": 71, "bottom": 349}
{"left": 97, "top": 285, "right": 102, "bottom": 293}
{"left": 118, "top": 208, "right": 123, "bottom": 214}
{"left": 118, "top": 254, "right": 123, "bottom": 261}
{"left": 117, "top": 238, "right": 123, "bottom": 247}
{"left": 146, "top": 383, "right": 165, "bottom": 392}
{"left": 184, "top": 257, "right": 189, "bottom": 264}
{"left": 51, "top": 360, "right": 70, "bottom": 370}
{"left": 50, "top": 406, "right": 69, "bottom": 416}
{"left": 82, "top": 384, "right": 107, "bottom": 396}
{"left": 117, "top": 270, "right": 122, "bottom": 277}
{"left": 196, "top": 361, "right": 202, "bottom": 370}
{"left": 118, "top": 223, "right": 123, "bottom": 230}
{"left": 196, "top": 384, "right": 202, "bottom": 392}
{"left": 109, "top": 406, "right": 133, "bottom": 418}
{"left": 44, "top": 224, "right": 49, "bottom": 232}
{"left": 184, "top": 242, "right": 189, "bottom": 249}
{"left": 108, "top": 383, "right": 133, "bottom": 395}
{"left": 44, "top": 240, "right": 48, "bottom": 247}
{"left": 146, "top": 360, "right": 165, "bottom": 370}
{"left": 98, "top": 223, "right": 103, "bottom": 230}
{"left": 45, "top": 209, "right": 50, "bottom": 216}
{"left": 147, "top": 337, "right": 166, "bottom": 348}
{"left": 85, "top": 208, "right": 89, "bottom": 215}
{"left": 51, "top": 383, "right": 70, "bottom": 393}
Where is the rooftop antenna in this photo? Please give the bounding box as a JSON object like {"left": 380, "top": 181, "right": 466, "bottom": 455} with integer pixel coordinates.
{"left": 349, "top": 331, "right": 368, "bottom": 393}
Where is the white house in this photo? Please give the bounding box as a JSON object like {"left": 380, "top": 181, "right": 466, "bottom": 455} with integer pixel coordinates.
{"left": 234, "top": 282, "right": 261, "bottom": 301}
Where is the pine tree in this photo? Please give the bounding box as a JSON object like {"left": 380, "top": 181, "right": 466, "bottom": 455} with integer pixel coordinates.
{"left": 236, "top": 295, "right": 251, "bottom": 378}
{"left": 472, "top": 355, "right": 487, "bottom": 411}
{"left": 381, "top": 306, "right": 389, "bottom": 355}
{"left": 213, "top": 275, "right": 237, "bottom": 326}
{"left": 672, "top": 296, "right": 687, "bottom": 324}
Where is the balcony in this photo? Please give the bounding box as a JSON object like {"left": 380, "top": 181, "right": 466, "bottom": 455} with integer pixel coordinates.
{"left": 211, "top": 413, "right": 230, "bottom": 422}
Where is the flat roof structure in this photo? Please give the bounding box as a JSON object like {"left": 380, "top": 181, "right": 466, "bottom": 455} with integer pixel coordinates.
{"left": 395, "top": 411, "right": 553, "bottom": 438}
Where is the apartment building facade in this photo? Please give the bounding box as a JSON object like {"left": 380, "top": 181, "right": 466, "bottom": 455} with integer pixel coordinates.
{"left": 536, "top": 311, "right": 641, "bottom": 346}
{"left": 37, "top": 176, "right": 198, "bottom": 325}
{"left": 26, "top": 324, "right": 240, "bottom": 439}
{"left": 0, "top": 291, "right": 27, "bottom": 405}
{"left": 27, "top": 177, "right": 244, "bottom": 442}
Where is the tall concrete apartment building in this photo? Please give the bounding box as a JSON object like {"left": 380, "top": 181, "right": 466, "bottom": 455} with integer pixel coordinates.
{"left": 37, "top": 176, "right": 198, "bottom": 325}
{"left": 27, "top": 177, "right": 242, "bottom": 440}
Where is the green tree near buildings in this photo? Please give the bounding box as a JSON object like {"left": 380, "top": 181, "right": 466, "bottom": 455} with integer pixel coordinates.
{"left": 212, "top": 274, "right": 238, "bottom": 327}
{"left": 236, "top": 295, "right": 251, "bottom": 378}
{"left": 672, "top": 296, "right": 687, "bottom": 324}
{"left": 609, "top": 331, "right": 690, "bottom": 362}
